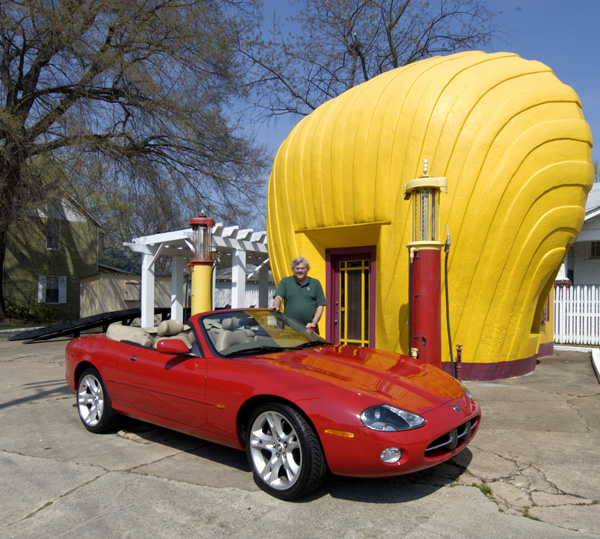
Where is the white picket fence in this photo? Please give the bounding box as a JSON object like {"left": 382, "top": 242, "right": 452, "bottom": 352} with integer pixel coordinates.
{"left": 554, "top": 285, "right": 600, "bottom": 345}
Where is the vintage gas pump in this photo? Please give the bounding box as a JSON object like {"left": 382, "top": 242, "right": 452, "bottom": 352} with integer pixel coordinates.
{"left": 189, "top": 214, "right": 215, "bottom": 316}
{"left": 404, "top": 161, "right": 447, "bottom": 367}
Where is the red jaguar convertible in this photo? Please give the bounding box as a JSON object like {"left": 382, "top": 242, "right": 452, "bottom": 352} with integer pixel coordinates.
{"left": 65, "top": 308, "right": 480, "bottom": 500}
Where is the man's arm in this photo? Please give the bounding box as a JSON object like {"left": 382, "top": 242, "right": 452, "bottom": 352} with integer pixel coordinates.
{"left": 271, "top": 295, "right": 283, "bottom": 311}
{"left": 312, "top": 305, "right": 324, "bottom": 324}
{"left": 306, "top": 305, "right": 324, "bottom": 329}
{"left": 271, "top": 278, "right": 287, "bottom": 311}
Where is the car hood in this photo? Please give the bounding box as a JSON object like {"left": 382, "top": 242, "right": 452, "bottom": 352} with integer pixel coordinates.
{"left": 258, "top": 344, "right": 466, "bottom": 414}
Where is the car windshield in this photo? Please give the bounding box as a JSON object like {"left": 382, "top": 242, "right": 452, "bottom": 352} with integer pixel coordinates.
{"left": 200, "top": 309, "right": 330, "bottom": 357}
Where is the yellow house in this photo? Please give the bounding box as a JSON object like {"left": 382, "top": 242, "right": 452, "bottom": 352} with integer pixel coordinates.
{"left": 267, "top": 51, "right": 593, "bottom": 380}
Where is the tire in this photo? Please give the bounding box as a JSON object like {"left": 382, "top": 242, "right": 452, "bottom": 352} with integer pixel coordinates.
{"left": 77, "top": 368, "right": 119, "bottom": 433}
{"left": 246, "top": 403, "right": 327, "bottom": 500}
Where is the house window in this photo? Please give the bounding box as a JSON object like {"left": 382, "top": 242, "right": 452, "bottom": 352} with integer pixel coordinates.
{"left": 591, "top": 241, "right": 600, "bottom": 259}
{"left": 46, "top": 219, "right": 60, "bottom": 250}
{"left": 38, "top": 275, "right": 67, "bottom": 304}
{"left": 45, "top": 276, "right": 60, "bottom": 303}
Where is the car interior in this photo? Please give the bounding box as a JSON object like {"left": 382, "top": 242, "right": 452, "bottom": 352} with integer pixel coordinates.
{"left": 204, "top": 316, "right": 260, "bottom": 353}
{"left": 106, "top": 319, "right": 194, "bottom": 350}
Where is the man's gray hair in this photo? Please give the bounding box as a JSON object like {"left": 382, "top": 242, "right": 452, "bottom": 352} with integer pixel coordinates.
{"left": 291, "top": 257, "right": 310, "bottom": 271}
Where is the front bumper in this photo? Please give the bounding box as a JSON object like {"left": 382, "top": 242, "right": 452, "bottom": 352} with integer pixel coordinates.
{"left": 319, "top": 397, "right": 481, "bottom": 478}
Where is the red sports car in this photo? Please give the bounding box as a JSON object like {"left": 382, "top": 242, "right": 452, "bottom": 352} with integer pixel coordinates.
{"left": 65, "top": 308, "right": 480, "bottom": 500}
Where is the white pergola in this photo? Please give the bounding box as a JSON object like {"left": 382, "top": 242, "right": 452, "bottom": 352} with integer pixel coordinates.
{"left": 125, "top": 223, "right": 270, "bottom": 327}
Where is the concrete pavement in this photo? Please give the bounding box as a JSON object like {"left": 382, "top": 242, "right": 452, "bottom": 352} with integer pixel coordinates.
{"left": 0, "top": 335, "right": 599, "bottom": 538}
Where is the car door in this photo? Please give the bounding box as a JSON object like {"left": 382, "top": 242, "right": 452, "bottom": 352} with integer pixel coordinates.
{"left": 115, "top": 341, "right": 208, "bottom": 431}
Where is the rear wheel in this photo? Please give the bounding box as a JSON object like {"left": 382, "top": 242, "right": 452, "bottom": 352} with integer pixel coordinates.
{"left": 77, "top": 368, "right": 119, "bottom": 433}
{"left": 246, "top": 403, "right": 326, "bottom": 500}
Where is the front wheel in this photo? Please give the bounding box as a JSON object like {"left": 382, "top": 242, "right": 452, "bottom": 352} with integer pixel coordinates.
{"left": 246, "top": 403, "right": 326, "bottom": 500}
{"left": 77, "top": 368, "right": 119, "bottom": 433}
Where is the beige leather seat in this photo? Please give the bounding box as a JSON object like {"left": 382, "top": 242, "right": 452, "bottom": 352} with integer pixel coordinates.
{"left": 153, "top": 319, "right": 191, "bottom": 349}
{"left": 203, "top": 318, "right": 223, "bottom": 348}
{"left": 215, "top": 317, "right": 255, "bottom": 352}
{"left": 106, "top": 323, "right": 153, "bottom": 347}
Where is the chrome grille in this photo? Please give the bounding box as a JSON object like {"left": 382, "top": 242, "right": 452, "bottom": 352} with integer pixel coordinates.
{"left": 425, "top": 417, "right": 479, "bottom": 457}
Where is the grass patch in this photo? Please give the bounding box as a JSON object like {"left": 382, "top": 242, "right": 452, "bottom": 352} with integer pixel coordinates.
{"left": 473, "top": 482, "right": 493, "bottom": 496}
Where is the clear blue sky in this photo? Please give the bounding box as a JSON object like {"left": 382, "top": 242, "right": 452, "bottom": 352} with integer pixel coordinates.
{"left": 487, "top": 0, "right": 599, "bottom": 163}
{"left": 259, "top": 0, "right": 599, "bottom": 164}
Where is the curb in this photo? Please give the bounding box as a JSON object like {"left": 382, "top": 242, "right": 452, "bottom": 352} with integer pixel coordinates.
{"left": 593, "top": 348, "right": 600, "bottom": 384}
{"left": 0, "top": 327, "right": 44, "bottom": 342}
{"left": 0, "top": 327, "right": 43, "bottom": 334}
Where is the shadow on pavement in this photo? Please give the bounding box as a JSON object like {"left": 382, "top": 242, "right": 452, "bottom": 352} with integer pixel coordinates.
{"left": 0, "top": 379, "right": 72, "bottom": 410}
{"left": 103, "top": 415, "right": 474, "bottom": 503}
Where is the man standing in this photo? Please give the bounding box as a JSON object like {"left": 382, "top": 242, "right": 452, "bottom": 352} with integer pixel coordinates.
{"left": 271, "top": 257, "right": 326, "bottom": 332}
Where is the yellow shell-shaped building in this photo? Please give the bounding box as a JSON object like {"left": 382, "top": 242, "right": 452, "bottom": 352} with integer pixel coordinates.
{"left": 267, "top": 51, "right": 594, "bottom": 380}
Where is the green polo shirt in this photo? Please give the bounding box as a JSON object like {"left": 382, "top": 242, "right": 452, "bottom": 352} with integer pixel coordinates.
{"left": 275, "top": 276, "right": 326, "bottom": 325}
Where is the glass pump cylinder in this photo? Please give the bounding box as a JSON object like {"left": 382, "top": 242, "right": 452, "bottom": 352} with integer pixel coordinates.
{"left": 404, "top": 176, "right": 447, "bottom": 247}
{"left": 412, "top": 188, "right": 440, "bottom": 243}
{"left": 190, "top": 215, "right": 215, "bottom": 261}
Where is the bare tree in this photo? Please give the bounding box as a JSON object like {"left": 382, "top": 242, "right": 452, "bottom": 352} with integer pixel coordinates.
{"left": 250, "top": 0, "right": 497, "bottom": 116}
{"left": 0, "top": 0, "right": 268, "bottom": 316}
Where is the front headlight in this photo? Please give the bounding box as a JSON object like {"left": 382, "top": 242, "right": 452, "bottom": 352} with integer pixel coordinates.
{"left": 455, "top": 379, "right": 475, "bottom": 401}
{"left": 361, "top": 404, "right": 425, "bottom": 432}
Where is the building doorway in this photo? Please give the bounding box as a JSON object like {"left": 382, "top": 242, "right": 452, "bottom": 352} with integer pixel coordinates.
{"left": 326, "top": 247, "right": 376, "bottom": 346}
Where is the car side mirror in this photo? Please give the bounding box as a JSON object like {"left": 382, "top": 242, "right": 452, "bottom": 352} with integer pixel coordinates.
{"left": 156, "top": 339, "right": 191, "bottom": 355}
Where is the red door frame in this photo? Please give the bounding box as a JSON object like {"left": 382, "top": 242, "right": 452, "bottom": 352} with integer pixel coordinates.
{"left": 325, "top": 246, "right": 377, "bottom": 346}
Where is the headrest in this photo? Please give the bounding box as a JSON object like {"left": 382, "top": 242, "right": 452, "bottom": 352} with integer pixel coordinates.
{"left": 157, "top": 319, "right": 184, "bottom": 336}
{"left": 221, "top": 317, "right": 240, "bottom": 331}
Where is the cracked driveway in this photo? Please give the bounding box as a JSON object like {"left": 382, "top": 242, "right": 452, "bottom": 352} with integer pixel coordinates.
{"left": 0, "top": 337, "right": 599, "bottom": 538}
